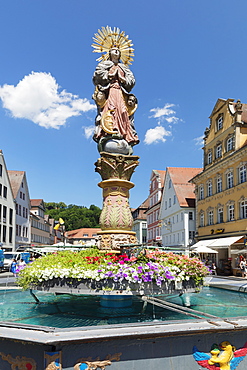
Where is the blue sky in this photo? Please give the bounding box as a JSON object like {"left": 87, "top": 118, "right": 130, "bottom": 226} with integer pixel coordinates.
{"left": 1, "top": 1, "right": 247, "bottom": 209}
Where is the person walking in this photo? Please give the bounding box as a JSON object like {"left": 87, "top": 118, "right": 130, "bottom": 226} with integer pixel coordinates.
{"left": 10, "top": 258, "right": 17, "bottom": 277}
{"left": 240, "top": 258, "right": 246, "bottom": 278}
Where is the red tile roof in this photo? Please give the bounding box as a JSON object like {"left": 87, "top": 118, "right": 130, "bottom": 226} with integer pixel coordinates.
{"left": 30, "top": 199, "right": 44, "bottom": 207}
{"left": 66, "top": 228, "right": 101, "bottom": 239}
{"left": 168, "top": 167, "right": 202, "bottom": 207}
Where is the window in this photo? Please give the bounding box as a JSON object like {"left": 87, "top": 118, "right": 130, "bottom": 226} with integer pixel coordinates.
{"left": 20, "top": 191, "right": 22, "bottom": 199}
{"left": 2, "top": 225, "right": 6, "bottom": 243}
{"left": 208, "top": 210, "right": 214, "bottom": 225}
{"left": 83, "top": 234, "right": 88, "bottom": 237}
{"left": 227, "top": 171, "right": 233, "bottom": 189}
{"left": 0, "top": 204, "right": 1, "bottom": 221}
{"left": 227, "top": 136, "right": 233, "bottom": 152}
{"left": 9, "top": 208, "right": 13, "bottom": 225}
{"left": 169, "top": 198, "right": 171, "bottom": 207}
{"left": 9, "top": 227, "right": 12, "bottom": 243}
{"left": 216, "top": 144, "right": 222, "bottom": 159}
{"left": 173, "top": 195, "right": 176, "bottom": 204}
{"left": 16, "top": 203, "right": 18, "bottom": 215}
{"left": 168, "top": 179, "right": 171, "bottom": 188}
{"left": 0, "top": 164, "right": 2, "bottom": 176}
{"left": 217, "top": 114, "right": 223, "bottom": 130}
{"left": 165, "top": 201, "right": 167, "bottom": 210}
{"left": 3, "top": 186, "right": 7, "bottom": 198}
{"left": 228, "top": 204, "right": 235, "bottom": 221}
{"left": 239, "top": 165, "right": 246, "bottom": 184}
{"left": 0, "top": 184, "right": 2, "bottom": 196}
{"left": 200, "top": 213, "right": 204, "bottom": 227}
{"left": 199, "top": 185, "right": 204, "bottom": 200}
{"left": 189, "top": 211, "right": 193, "bottom": 220}
{"left": 189, "top": 231, "right": 195, "bottom": 239}
{"left": 3, "top": 206, "right": 6, "bottom": 223}
{"left": 218, "top": 207, "right": 224, "bottom": 223}
{"left": 207, "top": 180, "right": 212, "bottom": 197}
{"left": 216, "top": 176, "right": 222, "bottom": 193}
{"left": 19, "top": 204, "right": 21, "bottom": 216}
{"left": 207, "top": 151, "right": 212, "bottom": 164}
{"left": 240, "top": 200, "right": 247, "bottom": 219}
{"left": 23, "top": 207, "right": 25, "bottom": 218}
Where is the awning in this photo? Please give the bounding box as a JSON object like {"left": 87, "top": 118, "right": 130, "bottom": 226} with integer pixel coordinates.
{"left": 192, "top": 236, "right": 243, "bottom": 250}
{"left": 193, "top": 245, "right": 218, "bottom": 254}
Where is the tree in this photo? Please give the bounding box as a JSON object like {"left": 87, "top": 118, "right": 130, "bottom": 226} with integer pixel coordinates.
{"left": 44, "top": 202, "right": 101, "bottom": 231}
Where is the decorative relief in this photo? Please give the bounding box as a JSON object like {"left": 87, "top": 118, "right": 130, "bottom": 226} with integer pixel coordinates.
{"left": 95, "top": 152, "right": 139, "bottom": 181}
{"left": 97, "top": 233, "right": 137, "bottom": 251}
{"left": 193, "top": 341, "right": 247, "bottom": 369}
{"left": 0, "top": 352, "right": 36, "bottom": 370}
{"left": 74, "top": 353, "right": 121, "bottom": 370}
{"left": 44, "top": 351, "right": 62, "bottom": 370}
{"left": 103, "top": 186, "right": 129, "bottom": 198}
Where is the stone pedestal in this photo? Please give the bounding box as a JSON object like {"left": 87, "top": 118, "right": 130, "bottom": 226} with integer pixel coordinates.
{"left": 95, "top": 152, "right": 139, "bottom": 252}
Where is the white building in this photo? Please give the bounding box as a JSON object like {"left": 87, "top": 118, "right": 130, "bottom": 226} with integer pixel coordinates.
{"left": 8, "top": 171, "right": 31, "bottom": 250}
{"left": 132, "top": 198, "right": 148, "bottom": 244}
{"left": 159, "top": 167, "right": 201, "bottom": 253}
{"left": 0, "top": 151, "right": 16, "bottom": 251}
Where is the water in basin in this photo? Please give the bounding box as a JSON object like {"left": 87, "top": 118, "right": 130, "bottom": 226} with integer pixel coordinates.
{"left": 0, "top": 287, "right": 246, "bottom": 328}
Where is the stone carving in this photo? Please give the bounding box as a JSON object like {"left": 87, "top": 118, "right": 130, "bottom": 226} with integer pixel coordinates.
{"left": 95, "top": 152, "right": 139, "bottom": 181}
{"left": 74, "top": 353, "right": 121, "bottom": 370}
{"left": 193, "top": 341, "right": 247, "bottom": 369}
{"left": 92, "top": 26, "right": 139, "bottom": 155}
{"left": 44, "top": 352, "right": 62, "bottom": 370}
{"left": 0, "top": 352, "right": 36, "bottom": 369}
{"left": 92, "top": 27, "right": 139, "bottom": 251}
{"left": 97, "top": 233, "right": 137, "bottom": 252}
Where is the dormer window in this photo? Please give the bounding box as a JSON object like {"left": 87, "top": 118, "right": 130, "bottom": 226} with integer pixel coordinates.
{"left": 217, "top": 114, "right": 223, "bottom": 131}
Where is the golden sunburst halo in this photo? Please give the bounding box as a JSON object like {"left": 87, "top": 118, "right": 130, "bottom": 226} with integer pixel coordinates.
{"left": 92, "top": 26, "right": 134, "bottom": 65}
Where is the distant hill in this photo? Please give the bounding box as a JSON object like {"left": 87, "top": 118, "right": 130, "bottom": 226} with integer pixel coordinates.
{"left": 45, "top": 202, "right": 101, "bottom": 231}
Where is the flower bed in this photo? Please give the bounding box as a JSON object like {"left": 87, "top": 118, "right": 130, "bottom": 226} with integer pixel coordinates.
{"left": 17, "top": 249, "right": 209, "bottom": 294}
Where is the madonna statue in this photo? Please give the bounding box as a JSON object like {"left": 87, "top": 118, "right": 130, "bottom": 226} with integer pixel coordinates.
{"left": 92, "top": 26, "right": 139, "bottom": 155}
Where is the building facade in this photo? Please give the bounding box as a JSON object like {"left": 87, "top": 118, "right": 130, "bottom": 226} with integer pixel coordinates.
{"left": 146, "top": 170, "right": 166, "bottom": 244}
{"left": 66, "top": 228, "right": 101, "bottom": 246}
{"left": 132, "top": 198, "right": 148, "bottom": 244}
{"left": 0, "top": 151, "right": 16, "bottom": 251}
{"left": 30, "top": 199, "right": 50, "bottom": 246}
{"left": 191, "top": 98, "right": 247, "bottom": 274}
{"left": 8, "top": 171, "right": 31, "bottom": 250}
{"left": 159, "top": 167, "right": 201, "bottom": 252}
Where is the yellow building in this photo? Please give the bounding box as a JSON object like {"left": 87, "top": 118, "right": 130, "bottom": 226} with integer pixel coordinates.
{"left": 191, "top": 98, "right": 247, "bottom": 275}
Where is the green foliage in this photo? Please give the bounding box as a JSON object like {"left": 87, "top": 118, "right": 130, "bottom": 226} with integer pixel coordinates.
{"left": 44, "top": 202, "right": 101, "bottom": 231}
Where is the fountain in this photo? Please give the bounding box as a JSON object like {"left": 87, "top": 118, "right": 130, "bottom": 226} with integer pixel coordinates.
{"left": 1, "top": 27, "right": 247, "bottom": 370}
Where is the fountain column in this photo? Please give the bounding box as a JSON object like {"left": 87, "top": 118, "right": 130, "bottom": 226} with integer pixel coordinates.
{"left": 95, "top": 152, "right": 139, "bottom": 252}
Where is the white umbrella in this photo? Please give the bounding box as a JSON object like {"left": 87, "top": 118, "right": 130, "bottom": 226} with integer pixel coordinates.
{"left": 193, "top": 245, "right": 218, "bottom": 254}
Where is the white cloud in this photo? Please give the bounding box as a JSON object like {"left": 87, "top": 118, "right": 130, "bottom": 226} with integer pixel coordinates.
{"left": 144, "top": 125, "right": 171, "bottom": 145}
{"left": 194, "top": 135, "right": 204, "bottom": 148}
{"left": 83, "top": 125, "right": 95, "bottom": 139}
{"left": 150, "top": 103, "right": 176, "bottom": 119}
{"left": 0, "top": 72, "right": 96, "bottom": 129}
